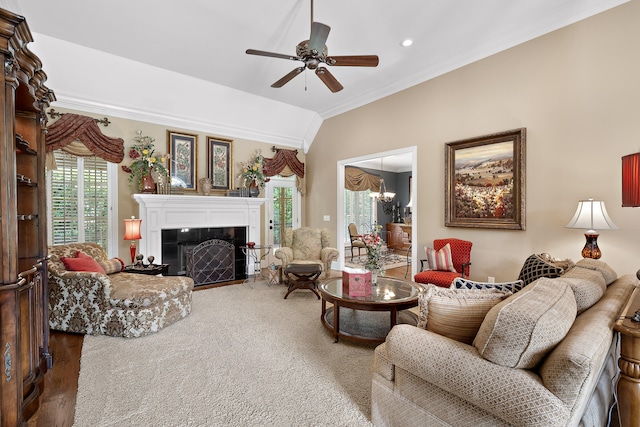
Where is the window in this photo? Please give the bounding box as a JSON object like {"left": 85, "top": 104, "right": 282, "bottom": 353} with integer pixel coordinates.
{"left": 47, "top": 150, "right": 117, "bottom": 254}
{"left": 344, "top": 189, "right": 376, "bottom": 243}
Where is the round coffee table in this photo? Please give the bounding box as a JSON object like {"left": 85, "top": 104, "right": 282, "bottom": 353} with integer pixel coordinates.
{"left": 318, "top": 276, "right": 422, "bottom": 344}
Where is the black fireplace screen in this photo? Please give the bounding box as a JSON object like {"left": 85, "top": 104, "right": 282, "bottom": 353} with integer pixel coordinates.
{"left": 161, "top": 227, "right": 247, "bottom": 281}
{"left": 186, "top": 239, "right": 235, "bottom": 286}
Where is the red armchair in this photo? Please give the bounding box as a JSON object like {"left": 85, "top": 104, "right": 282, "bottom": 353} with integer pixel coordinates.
{"left": 414, "top": 238, "right": 472, "bottom": 288}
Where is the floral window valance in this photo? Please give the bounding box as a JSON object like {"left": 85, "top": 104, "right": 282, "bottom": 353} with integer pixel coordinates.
{"left": 345, "top": 166, "right": 380, "bottom": 192}
{"left": 45, "top": 113, "right": 124, "bottom": 163}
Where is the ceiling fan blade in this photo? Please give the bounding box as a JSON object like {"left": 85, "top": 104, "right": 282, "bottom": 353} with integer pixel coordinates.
{"left": 246, "top": 49, "right": 300, "bottom": 61}
{"left": 315, "top": 67, "right": 343, "bottom": 93}
{"left": 326, "top": 55, "right": 379, "bottom": 67}
{"left": 271, "top": 67, "right": 306, "bottom": 88}
{"left": 309, "top": 22, "right": 330, "bottom": 54}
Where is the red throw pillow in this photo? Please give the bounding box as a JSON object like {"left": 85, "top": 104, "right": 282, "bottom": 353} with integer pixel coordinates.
{"left": 60, "top": 251, "right": 106, "bottom": 274}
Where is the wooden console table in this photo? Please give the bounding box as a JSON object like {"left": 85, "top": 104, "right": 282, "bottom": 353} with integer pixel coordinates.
{"left": 614, "top": 284, "right": 640, "bottom": 427}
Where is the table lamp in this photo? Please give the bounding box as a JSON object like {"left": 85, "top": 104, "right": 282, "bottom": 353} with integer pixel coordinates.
{"left": 565, "top": 199, "right": 618, "bottom": 259}
{"left": 123, "top": 216, "right": 142, "bottom": 264}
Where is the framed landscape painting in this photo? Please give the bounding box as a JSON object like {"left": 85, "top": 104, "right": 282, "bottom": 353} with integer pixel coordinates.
{"left": 167, "top": 130, "right": 198, "bottom": 191}
{"left": 207, "top": 136, "right": 233, "bottom": 191}
{"left": 444, "top": 128, "right": 526, "bottom": 230}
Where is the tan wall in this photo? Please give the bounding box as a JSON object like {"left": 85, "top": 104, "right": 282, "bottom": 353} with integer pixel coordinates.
{"left": 307, "top": 0, "right": 640, "bottom": 281}
{"left": 48, "top": 107, "right": 295, "bottom": 262}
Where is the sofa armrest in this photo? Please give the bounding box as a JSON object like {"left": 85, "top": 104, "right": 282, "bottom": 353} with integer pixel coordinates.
{"left": 48, "top": 270, "right": 113, "bottom": 300}
{"left": 384, "top": 324, "right": 570, "bottom": 426}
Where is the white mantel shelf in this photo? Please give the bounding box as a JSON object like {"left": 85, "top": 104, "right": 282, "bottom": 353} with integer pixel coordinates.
{"left": 133, "top": 194, "right": 266, "bottom": 263}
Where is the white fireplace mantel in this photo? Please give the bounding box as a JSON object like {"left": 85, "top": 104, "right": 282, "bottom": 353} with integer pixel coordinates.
{"left": 133, "top": 194, "right": 266, "bottom": 263}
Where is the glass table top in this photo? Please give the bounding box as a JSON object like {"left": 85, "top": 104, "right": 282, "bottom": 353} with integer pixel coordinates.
{"left": 319, "top": 276, "right": 421, "bottom": 303}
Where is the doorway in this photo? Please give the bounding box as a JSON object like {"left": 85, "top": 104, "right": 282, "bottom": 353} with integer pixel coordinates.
{"left": 337, "top": 146, "right": 418, "bottom": 275}
{"left": 264, "top": 175, "right": 301, "bottom": 265}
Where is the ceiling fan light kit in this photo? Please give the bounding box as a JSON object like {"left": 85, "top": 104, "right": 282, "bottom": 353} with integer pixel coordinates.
{"left": 245, "top": 0, "right": 378, "bottom": 93}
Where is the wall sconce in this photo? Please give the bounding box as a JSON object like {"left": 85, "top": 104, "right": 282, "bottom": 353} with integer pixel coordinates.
{"left": 123, "top": 216, "right": 142, "bottom": 264}
{"left": 565, "top": 199, "right": 618, "bottom": 259}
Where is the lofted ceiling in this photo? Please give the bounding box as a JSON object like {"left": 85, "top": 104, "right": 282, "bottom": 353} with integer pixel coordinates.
{"left": 8, "top": 0, "right": 627, "bottom": 119}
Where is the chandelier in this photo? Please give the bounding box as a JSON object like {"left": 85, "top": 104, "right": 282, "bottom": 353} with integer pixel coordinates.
{"left": 369, "top": 158, "right": 395, "bottom": 203}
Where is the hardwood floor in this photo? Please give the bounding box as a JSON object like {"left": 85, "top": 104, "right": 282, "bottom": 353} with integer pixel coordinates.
{"left": 26, "top": 265, "right": 409, "bottom": 426}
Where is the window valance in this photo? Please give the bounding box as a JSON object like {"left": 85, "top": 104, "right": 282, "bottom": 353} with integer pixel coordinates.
{"left": 45, "top": 113, "right": 124, "bottom": 163}
{"left": 264, "top": 147, "right": 306, "bottom": 195}
{"left": 345, "top": 166, "right": 380, "bottom": 192}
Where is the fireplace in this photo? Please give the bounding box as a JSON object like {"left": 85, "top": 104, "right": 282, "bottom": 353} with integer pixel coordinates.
{"left": 133, "top": 194, "right": 266, "bottom": 276}
{"left": 162, "top": 227, "right": 246, "bottom": 278}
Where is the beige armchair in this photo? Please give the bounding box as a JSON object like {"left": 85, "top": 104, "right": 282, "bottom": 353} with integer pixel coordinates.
{"left": 275, "top": 227, "right": 339, "bottom": 279}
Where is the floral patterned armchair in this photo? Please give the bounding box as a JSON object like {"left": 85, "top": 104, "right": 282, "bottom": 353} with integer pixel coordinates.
{"left": 274, "top": 228, "right": 339, "bottom": 279}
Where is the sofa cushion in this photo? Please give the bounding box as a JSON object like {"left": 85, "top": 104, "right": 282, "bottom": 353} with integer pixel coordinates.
{"left": 518, "top": 254, "right": 564, "bottom": 286}
{"left": 292, "top": 228, "right": 323, "bottom": 260}
{"left": 99, "top": 258, "right": 125, "bottom": 275}
{"left": 109, "top": 272, "right": 194, "bottom": 308}
{"left": 425, "top": 243, "right": 457, "bottom": 272}
{"left": 473, "top": 277, "right": 577, "bottom": 368}
{"left": 559, "top": 267, "right": 607, "bottom": 313}
{"left": 61, "top": 251, "right": 106, "bottom": 274}
{"left": 452, "top": 277, "right": 525, "bottom": 293}
{"left": 575, "top": 258, "right": 618, "bottom": 285}
{"left": 417, "top": 284, "right": 512, "bottom": 344}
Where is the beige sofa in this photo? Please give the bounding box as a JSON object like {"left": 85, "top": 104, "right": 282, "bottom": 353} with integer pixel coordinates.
{"left": 48, "top": 242, "right": 194, "bottom": 338}
{"left": 372, "top": 258, "right": 637, "bottom": 426}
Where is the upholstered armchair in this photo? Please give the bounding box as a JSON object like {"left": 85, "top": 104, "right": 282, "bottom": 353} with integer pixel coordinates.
{"left": 348, "top": 223, "right": 367, "bottom": 260}
{"left": 275, "top": 227, "right": 339, "bottom": 279}
{"left": 413, "top": 238, "right": 472, "bottom": 288}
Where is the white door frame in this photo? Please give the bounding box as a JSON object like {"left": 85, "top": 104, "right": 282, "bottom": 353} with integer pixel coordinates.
{"left": 336, "top": 146, "right": 418, "bottom": 274}
{"left": 264, "top": 175, "right": 301, "bottom": 264}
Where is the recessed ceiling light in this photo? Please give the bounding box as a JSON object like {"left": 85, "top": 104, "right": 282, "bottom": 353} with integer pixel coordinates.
{"left": 401, "top": 39, "right": 413, "bottom": 47}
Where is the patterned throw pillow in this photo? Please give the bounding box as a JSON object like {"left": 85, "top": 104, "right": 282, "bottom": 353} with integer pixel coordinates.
{"left": 425, "top": 243, "right": 457, "bottom": 272}
{"left": 518, "top": 254, "right": 564, "bottom": 286}
{"left": 452, "top": 277, "right": 525, "bottom": 293}
{"left": 473, "top": 277, "right": 577, "bottom": 369}
{"left": 417, "top": 284, "right": 512, "bottom": 344}
{"left": 99, "top": 258, "right": 125, "bottom": 275}
{"left": 60, "top": 251, "right": 106, "bottom": 274}
{"left": 575, "top": 258, "right": 618, "bottom": 285}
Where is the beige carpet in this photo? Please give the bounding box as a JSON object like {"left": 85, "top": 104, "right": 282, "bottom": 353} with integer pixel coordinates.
{"left": 73, "top": 282, "right": 375, "bottom": 426}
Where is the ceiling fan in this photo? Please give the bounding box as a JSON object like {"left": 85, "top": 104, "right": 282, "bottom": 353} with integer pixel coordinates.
{"left": 245, "top": 0, "right": 379, "bottom": 93}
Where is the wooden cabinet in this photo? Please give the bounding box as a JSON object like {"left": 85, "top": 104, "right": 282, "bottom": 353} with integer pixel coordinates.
{"left": 0, "top": 9, "right": 55, "bottom": 426}
{"left": 386, "top": 223, "right": 411, "bottom": 252}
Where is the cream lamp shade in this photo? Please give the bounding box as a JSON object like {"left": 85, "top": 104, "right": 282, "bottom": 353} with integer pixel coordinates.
{"left": 565, "top": 199, "right": 617, "bottom": 259}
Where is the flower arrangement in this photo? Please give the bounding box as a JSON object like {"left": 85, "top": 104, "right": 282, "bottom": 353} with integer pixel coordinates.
{"left": 238, "top": 149, "right": 269, "bottom": 188}
{"left": 121, "top": 131, "right": 170, "bottom": 189}
{"left": 361, "top": 223, "right": 385, "bottom": 271}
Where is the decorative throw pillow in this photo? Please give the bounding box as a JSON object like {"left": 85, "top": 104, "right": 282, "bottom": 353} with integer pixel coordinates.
{"left": 99, "top": 258, "right": 125, "bottom": 275}
{"left": 517, "top": 254, "right": 564, "bottom": 286}
{"left": 425, "top": 243, "right": 457, "bottom": 272}
{"left": 473, "top": 277, "right": 576, "bottom": 369}
{"left": 575, "top": 258, "right": 617, "bottom": 285}
{"left": 417, "top": 284, "right": 512, "bottom": 344}
{"left": 559, "top": 267, "right": 607, "bottom": 313}
{"left": 452, "top": 277, "right": 525, "bottom": 293}
{"left": 60, "top": 251, "right": 106, "bottom": 274}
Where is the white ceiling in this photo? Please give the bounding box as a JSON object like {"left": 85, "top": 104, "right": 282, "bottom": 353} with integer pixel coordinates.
{"left": 8, "top": 0, "right": 627, "bottom": 120}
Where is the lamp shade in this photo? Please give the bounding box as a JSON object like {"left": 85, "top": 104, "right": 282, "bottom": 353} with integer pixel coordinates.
{"left": 622, "top": 152, "right": 640, "bottom": 207}
{"left": 123, "top": 217, "right": 142, "bottom": 240}
{"left": 565, "top": 199, "right": 618, "bottom": 232}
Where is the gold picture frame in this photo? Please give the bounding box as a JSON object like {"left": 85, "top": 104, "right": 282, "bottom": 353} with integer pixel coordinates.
{"left": 445, "top": 128, "right": 526, "bottom": 230}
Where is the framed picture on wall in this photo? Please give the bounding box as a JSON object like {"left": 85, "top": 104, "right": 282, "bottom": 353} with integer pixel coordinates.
{"left": 167, "top": 130, "right": 198, "bottom": 191}
{"left": 207, "top": 136, "right": 233, "bottom": 191}
{"left": 444, "top": 128, "right": 526, "bottom": 230}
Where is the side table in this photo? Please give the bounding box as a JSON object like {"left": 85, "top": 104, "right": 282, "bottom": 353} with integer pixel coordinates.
{"left": 614, "top": 285, "right": 640, "bottom": 427}
{"left": 240, "top": 245, "right": 272, "bottom": 282}
{"left": 124, "top": 263, "right": 169, "bottom": 275}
